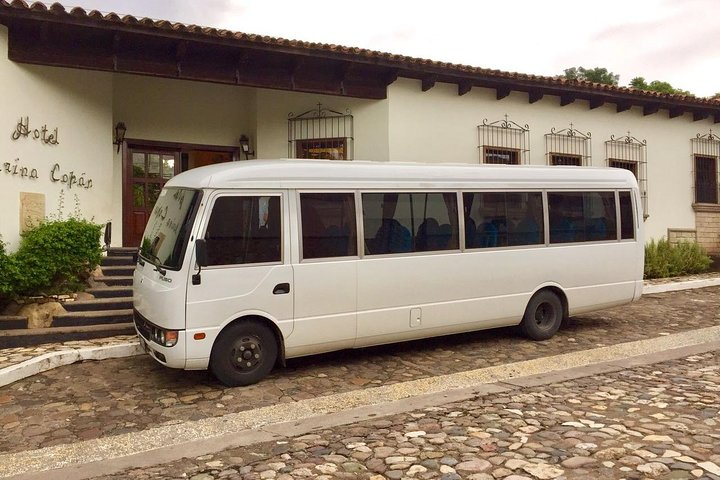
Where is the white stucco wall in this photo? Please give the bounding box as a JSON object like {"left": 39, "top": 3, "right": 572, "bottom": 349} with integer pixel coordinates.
{"left": 255, "top": 89, "right": 389, "bottom": 161}
{"left": 110, "top": 74, "right": 256, "bottom": 244}
{"left": 0, "top": 25, "right": 113, "bottom": 251}
{"left": 387, "top": 78, "right": 714, "bottom": 241}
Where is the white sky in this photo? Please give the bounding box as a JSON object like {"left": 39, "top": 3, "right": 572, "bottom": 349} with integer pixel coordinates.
{"left": 68, "top": 0, "right": 720, "bottom": 97}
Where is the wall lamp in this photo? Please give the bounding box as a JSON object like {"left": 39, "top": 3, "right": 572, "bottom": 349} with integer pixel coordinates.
{"left": 114, "top": 122, "right": 127, "bottom": 153}
{"left": 239, "top": 134, "right": 255, "bottom": 160}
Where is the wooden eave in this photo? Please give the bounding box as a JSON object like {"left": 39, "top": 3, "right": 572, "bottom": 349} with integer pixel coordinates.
{"left": 0, "top": 4, "right": 719, "bottom": 122}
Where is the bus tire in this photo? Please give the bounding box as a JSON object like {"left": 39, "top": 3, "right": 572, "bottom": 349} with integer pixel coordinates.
{"left": 520, "top": 290, "right": 563, "bottom": 341}
{"left": 210, "top": 320, "right": 278, "bottom": 387}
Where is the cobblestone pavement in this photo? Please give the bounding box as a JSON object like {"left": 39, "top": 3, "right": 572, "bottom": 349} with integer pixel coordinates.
{"left": 96, "top": 349, "right": 720, "bottom": 480}
{"left": 0, "top": 287, "right": 718, "bottom": 457}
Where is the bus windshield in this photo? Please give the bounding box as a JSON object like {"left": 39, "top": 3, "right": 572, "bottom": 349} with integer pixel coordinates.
{"left": 140, "top": 187, "right": 201, "bottom": 270}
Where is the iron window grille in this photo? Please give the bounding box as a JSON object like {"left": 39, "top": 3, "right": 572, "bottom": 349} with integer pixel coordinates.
{"left": 605, "top": 132, "right": 648, "bottom": 218}
{"left": 691, "top": 130, "right": 720, "bottom": 204}
{"left": 288, "top": 104, "right": 354, "bottom": 160}
{"left": 545, "top": 124, "right": 592, "bottom": 166}
{"left": 478, "top": 115, "right": 530, "bottom": 165}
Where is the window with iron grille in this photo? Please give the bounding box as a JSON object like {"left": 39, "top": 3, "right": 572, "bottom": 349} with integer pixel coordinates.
{"left": 288, "top": 104, "right": 353, "bottom": 160}
{"left": 545, "top": 125, "right": 591, "bottom": 166}
{"left": 691, "top": 131, "right": 720, "bottom": 204}
{"left": 478, "top": 115, "right": 529, "bottom": 165}
{"left": 550, "top": 154, "right": 582, "bottom": 166}
{"left": 484, "top": 147, "right": 520, "bottom": 165}
{"left": 605, "top": 133, "right": 648, "bottom": 218}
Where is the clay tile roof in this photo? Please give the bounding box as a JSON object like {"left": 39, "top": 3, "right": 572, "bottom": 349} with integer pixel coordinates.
{"left": 1, "top": 1, "right": 718, "bottom": 108}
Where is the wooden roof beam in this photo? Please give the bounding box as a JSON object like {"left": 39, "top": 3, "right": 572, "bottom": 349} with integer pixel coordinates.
{"left": 589, "top": 98, "right": 605, "bottom": 110}
{"left": 528, "top": 91, "right": 543, "bottom": 104}
{"left": 693, "top": 111, "right": 710, "bottom": 122}
{"left": 496, "top": 86, "right": 511, "bottom": 100}
{"left": 643, "top": 104, "right": 660, "bottom": 116}
{"left": 669, "top": 107, "right": 685, "bottom": 118}
{"left": 421, "top": 75, "right": 436, "bottom": 92}
{"left": 616, "top": 102, "right": 632, "bottom": 113}
{"left": 560, "top": 94, "right": 575, "bottom": 107}
{"left": 458, "top": 81, "right": 472, "bottom": 96}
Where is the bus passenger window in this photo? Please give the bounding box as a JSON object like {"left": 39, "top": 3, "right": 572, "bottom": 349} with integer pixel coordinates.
{"left": 549, "top": 192, "right": 618, "bottom": 244}
{"left": 300, "top": 193, "right": 357, "bottom": 259}
{"left": 204, "top": 196, "right": 281, "bottom": 265}
{"left": 619, "top": 191, "right": 635, "bottom": 240}
{"left": 362, "top": 192, "right": 458, "bottom": 255}
{"left": 464, "top": 192, "right": 543, "bottom": 248}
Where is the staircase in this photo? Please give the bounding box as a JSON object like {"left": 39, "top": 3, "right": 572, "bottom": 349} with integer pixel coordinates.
{"left": 0, "top": 248, "right": 138, "bottom": 348}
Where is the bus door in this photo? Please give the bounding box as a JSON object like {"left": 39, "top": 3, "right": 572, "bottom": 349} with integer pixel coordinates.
{"left": 185, "top": 192, "right": 294, "bottom": 356}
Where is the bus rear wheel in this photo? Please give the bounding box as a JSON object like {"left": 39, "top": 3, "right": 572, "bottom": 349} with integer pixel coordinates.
{"left": 210, "top": 320, "right": 278, "bottom": 387}
{"left": 520, "top": 290, "right": 563, "bottom": 341}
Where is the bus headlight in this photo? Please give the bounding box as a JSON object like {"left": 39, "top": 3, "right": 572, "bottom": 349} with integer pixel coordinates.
{"left": 151, "top": 327, "right": 179, "bottom": 347}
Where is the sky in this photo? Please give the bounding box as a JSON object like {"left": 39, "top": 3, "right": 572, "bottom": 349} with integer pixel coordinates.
{"left": 67, "top": 0, "right": 719, "bottom": 97}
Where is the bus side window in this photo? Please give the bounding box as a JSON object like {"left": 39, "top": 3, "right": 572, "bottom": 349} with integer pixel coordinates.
{"left": 619, "top": 191, "right": 635, "bottom": 240}
{"left": 204, "top": 196, "right": 281, "bottom": 265}
{"left": 363, "top": 192, "right": 458, "bottom": 255}
{"left": 300, "top": 193, "right": 357, "bottom": 259}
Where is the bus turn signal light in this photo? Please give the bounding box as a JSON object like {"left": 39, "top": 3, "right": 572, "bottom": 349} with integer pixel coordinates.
{"left": 194, "top": 332, "right": 206, "bottom": 340}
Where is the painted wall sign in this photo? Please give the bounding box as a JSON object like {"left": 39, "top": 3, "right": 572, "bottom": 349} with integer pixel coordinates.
{"left": 11, "top": 117, "right": 60, "bottom": 145}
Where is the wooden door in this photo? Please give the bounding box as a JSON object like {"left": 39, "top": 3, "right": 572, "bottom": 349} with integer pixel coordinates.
{"left": 123, "top": 147, "right": 180, "bottom": 247}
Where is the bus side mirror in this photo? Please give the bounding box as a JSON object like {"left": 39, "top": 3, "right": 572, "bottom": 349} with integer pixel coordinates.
{"left": 193, "top": 239, "right": 208, "bottom": 286}
{"left": 195, "top": 239, "right": 208, "bottom": 267}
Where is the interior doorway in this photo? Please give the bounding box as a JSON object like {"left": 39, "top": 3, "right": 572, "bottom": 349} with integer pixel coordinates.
{"left": 122, "top": 140, "right": 238, "bottom": 247}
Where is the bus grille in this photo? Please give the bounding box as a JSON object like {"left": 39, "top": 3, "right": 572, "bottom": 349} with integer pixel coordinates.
{"left": 133, "top": 309, "right": 152, "bottom": 341}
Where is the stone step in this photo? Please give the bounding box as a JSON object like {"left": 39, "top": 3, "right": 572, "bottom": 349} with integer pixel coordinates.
{"left": 63, "top": 297, "right": 133, "bottom": 312}
{"left": 0, "top": 323, "right": 135, "bottom": 349}
{"left": 95, "top": 275, "right": 133, "bottom": 287}
{"left": 86, "top": 286, "right": 133, "bottom": 298}
{"left": 101, "top": 255, "right": 136, "bottom": 267}
{"left": 100, "top": 265, "right": 135, "bottom": 276}
{"left": 106, "top": 247, "right": 138, "bottom": 257}
{"left": 0, "top": 315, "right": 27, "bottom": 330}
{"left": 52, "top": 309, "right": 133, "bottom": 327}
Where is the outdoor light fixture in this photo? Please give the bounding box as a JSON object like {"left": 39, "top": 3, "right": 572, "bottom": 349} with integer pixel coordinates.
{"left": 114, "top": 122, "right": 127, "bottom": 153}
{"left": 239, "top": 134, "right": 255, "bottom": 159}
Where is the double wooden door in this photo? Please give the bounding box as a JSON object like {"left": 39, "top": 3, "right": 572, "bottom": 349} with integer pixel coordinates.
{"left": 123, "top": 147, "right": 180, "bottom": 247}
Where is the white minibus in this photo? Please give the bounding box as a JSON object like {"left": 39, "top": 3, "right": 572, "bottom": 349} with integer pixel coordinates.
{"left": 132, "top": 160, "right": 644, "bottom": 386}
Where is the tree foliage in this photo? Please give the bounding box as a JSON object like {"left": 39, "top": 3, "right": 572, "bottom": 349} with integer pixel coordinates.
{"left": 564, "top": 67, "right": 619, "bottom": 85}
{"left": 629, "top": 77, "right": 692, "bottom": 95}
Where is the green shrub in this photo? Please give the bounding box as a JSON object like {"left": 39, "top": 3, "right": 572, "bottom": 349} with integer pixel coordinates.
{"left": 644, "top": 238, "right": 712, "bottom": 279}
{"left": 0, "top": 218, "right": 103, "bottom": 299}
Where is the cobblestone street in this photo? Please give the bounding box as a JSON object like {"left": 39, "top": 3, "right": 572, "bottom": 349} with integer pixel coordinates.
{"left": 1, "top": 287, "right": 719, "bottom": 456}
{"left": 96, "top": 350, "right": 720, "bottom": 480}
{"left": 0, "top": 286, "right": 719, "bottom": 480}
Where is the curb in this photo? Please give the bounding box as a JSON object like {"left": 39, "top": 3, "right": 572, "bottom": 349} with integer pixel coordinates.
{"left": 0, "top": 343, "right": 142, "bottom": 388}
{"left": 642, "top": 276, "right": 720, "bottom": 294}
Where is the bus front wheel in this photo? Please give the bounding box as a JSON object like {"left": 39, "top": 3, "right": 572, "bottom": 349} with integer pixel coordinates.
{"left": 520, "top": 290, "right": 563, "bottom": 341}
{"left": 210, "top": 320, "right": 278, "bottom": 387}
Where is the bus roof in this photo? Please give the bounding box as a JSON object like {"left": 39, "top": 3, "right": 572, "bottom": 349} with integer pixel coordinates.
{"left": 165, "top": 159, "right": 639, "bottom": 190}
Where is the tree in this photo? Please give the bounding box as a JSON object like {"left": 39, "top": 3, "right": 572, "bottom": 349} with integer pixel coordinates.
{"left": 629, "top": 77, "right": 692, "bottom": 96}
{"left": 564, "top": 67, "right": 619, "bottom": 85}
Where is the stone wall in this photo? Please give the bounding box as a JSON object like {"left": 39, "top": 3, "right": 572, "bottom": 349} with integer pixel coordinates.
{"left": 694, "top": 206, "right": 720, "bottom": 254}
{"left": 667, "top": 228, "right": 697, "bottom": 245}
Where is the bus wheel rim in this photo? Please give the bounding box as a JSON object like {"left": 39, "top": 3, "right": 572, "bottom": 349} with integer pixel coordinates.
{"left": 230, "top": 335, "right": 262, "bottom": 371}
